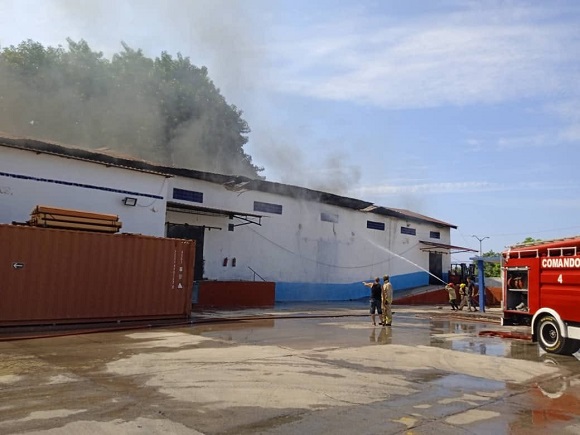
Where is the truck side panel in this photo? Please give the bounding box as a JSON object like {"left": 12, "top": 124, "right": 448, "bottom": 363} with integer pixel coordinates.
{"left": 540, "top": 268, "right": 580, "bottom": 323}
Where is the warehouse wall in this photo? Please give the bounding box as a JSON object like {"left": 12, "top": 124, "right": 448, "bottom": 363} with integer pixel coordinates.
{"left": 167, "top": 177, "right": 452, "bottom": 300}
{"left": 0, "top": 146, "right": 168, "bottom": 235}
{"left": 1, "top": 144, "right": 453, "bottom": 302}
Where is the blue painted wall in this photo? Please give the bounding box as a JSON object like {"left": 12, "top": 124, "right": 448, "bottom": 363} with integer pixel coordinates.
{"left": 275, "top": 271, "right": 430, "bottom": 302}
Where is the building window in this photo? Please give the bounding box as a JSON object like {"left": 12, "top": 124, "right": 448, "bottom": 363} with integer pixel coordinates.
{"left": 254, "top": 201, "right": 283, "bottom": 215}
{"left": 401, "top": 226, "right": 416, "bottom": 236}
{"left": 321, "top": 212, "right": 339, "bottom": 223}
{"left": 430, "top": 231, "right": 441, "bottom": 239}
{"left": 173, "top": 188, "right": 203, "bottom": 203}
{"left": 367, "top": 220, "right": 385, "bottom": 231}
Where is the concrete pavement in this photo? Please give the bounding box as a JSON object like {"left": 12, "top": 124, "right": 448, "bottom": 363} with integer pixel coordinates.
{"left": 1, "top": 303, "right": 579, "bottom": 434}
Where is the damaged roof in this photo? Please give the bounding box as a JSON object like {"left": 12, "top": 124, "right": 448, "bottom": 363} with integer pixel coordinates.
{"left": 0, "top": 134, "right": 456, "bottom": 229}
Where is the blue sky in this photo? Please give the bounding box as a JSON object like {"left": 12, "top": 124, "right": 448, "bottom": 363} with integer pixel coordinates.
{"left": 1, "top": 0, "right": 580, "bottom": 261}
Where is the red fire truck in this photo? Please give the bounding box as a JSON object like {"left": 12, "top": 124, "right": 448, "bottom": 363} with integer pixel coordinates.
{"left": 502, "top": 236, "right": 580, "bottom": 355}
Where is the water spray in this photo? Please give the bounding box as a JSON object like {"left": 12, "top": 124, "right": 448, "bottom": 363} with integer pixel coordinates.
{"left": 365, "top": 237, "right": 447, "bottom": 285}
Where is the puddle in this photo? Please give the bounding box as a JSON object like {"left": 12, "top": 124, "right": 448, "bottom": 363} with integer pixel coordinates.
{"left": 431, "top": 373, "right": 504, "bottom": 391}
{"left": 185, "top": 311, "right": 580, "bottom": 377}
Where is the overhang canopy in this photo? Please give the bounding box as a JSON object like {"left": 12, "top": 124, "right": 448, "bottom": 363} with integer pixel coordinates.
{"left": 419, "top": 240, "right": 478, "bottom": 254}
{"left": 166, "top": 201, "right": 263, "bottom": 228}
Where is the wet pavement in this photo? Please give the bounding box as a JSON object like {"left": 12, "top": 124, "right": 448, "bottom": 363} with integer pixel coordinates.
{"left": 1, "top": 303, "right": 580, "bottom": 434}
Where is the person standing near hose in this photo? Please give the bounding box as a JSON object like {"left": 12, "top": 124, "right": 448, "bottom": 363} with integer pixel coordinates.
{"left": 363, "top": 277, "right": 382, "bottom": 326}
{"left": 446, "top": 282, "right": 459, "bottom": 311}
{"left": 381, "top": 275, "right": 393, "bottom": 326}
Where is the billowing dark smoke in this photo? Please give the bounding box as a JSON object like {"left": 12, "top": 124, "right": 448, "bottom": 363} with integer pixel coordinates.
{"left": 0, "top": 1, "right": 364, "bottom": 195}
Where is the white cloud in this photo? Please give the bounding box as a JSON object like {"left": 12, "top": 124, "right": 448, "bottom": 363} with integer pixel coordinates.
{"left": 548, "top": 100, "right": 580, "bottom": 122}
{"left": 537, "top": 198, "right": 580, "bottom": 209}
{"left": 464, "top": 96, "right": 580, "bottom": 150}
{"left": 546, "top": 100, "right": 580, "bottom": 143}
{"left": 350, "top": 181, "right": 499, "bottom": 196}
{"left": 560, "top": 125, "right": 580, "bottom": 142}
{"left": 349, "top": 179, "right": 577, "bottom": 198}
{"left": 266, "top": 2, "right": 580, "bottom": 110}
{"left": 496, "top": 133, "right": 552, "bottom": 149}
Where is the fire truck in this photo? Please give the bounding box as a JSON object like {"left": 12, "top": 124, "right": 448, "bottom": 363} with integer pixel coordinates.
{"left": 501, "top": 237, "right": 580, "bottom": 355}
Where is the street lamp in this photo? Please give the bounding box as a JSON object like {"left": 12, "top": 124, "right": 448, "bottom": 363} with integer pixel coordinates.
{"left": 472, "top": 235, "right": 489, "bottom": 256}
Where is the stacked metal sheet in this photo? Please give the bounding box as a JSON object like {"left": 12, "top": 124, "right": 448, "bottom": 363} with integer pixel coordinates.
{"left": 28, "top": 205, "right": 122, "bottom": 233}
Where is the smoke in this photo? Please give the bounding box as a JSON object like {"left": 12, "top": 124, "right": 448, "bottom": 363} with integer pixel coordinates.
{"left": 0, "top": 0, "right": 364, "bottom": 193}
{"left": 0, "top": 58, "right": 165, "bottom": 162}
{"left": 54, "top": 0, "right": 264, "bottom": 102}
{"left": 251, "top": 124, "right": 361, "bottom": 196}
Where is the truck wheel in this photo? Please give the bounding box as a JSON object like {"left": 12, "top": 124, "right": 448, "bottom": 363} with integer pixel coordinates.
{"left": 537, "top": 315, "right": 566, "bottom": 354}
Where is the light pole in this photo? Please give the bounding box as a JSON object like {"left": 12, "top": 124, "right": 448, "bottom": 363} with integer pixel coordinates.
{"left": 472, "top": 235, "right": 489, "bottom": 256}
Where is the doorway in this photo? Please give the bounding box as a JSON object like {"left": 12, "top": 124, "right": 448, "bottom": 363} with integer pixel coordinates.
{"left": 166, "top": 223, "right": 205, "bottom": 281}
{"left": 429, "top": 252, "right": 443, "bottom": 285}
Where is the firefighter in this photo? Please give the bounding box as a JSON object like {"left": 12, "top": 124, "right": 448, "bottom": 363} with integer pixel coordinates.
{"left": 446, "top": 282, "right": 459, "bottom": 310}
{"left": 381, "top": 275, "right": 393, "bottom": 326}
{"left": 466, "top": 276, "right": 477, "bottom": 312}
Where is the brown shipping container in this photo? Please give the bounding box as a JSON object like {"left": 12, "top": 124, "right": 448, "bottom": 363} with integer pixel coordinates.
{"left": 0, "top": 224, "right": 195, "bottom": 326}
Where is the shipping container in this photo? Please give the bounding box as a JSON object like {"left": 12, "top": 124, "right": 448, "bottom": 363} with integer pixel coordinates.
{"left": 0, "top": 224, "right": 195, "bottom": 326}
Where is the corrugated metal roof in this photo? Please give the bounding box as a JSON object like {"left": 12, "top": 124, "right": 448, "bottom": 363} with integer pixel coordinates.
{"left": 0, "top": 134, "right": 169, "bottom": 177}
{"left": 373, "top": 207, "right": 457, "bottom": 229}
{"left": 0, "top": 134, "right": 456, "bottom": 228}
{"left": 243, "top": 179, "right": 374, "bottom": 211}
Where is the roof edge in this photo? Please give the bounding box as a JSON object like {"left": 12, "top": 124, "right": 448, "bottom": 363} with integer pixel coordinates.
{"left": 0, "top": 135, "right": 456, "bottom": 228}
{"left": 0, "top": 135, "right": 170, "bottom": 177}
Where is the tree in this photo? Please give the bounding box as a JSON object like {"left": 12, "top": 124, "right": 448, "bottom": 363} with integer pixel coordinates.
{"left": 482, "top": 250, "right": 501, "bottom": 277}
{"left": 0, "top": 39, "right": 263, "bottom": 178}
{"left": 519, "top": 237, "right": 542, "bottom": 245}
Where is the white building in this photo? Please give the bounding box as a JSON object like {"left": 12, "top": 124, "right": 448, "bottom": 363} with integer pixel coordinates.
{"left": 0, "top": 135, "right": 470, "bottom": 301}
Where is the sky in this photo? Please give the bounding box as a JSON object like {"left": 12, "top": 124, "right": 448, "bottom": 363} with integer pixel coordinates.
{"left": 1, "top": 0, "right": 580, "bottom": 262}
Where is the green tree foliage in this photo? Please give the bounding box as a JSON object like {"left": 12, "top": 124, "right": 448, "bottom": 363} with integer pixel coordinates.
{"left": 0, "top": 39, "right": 262, "bottom": 177}
{"left": 482, "top": 250, "right": 501, "bottom": 277}
{"left": 519, "top": 237, "right": 542, "bottom": 245}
